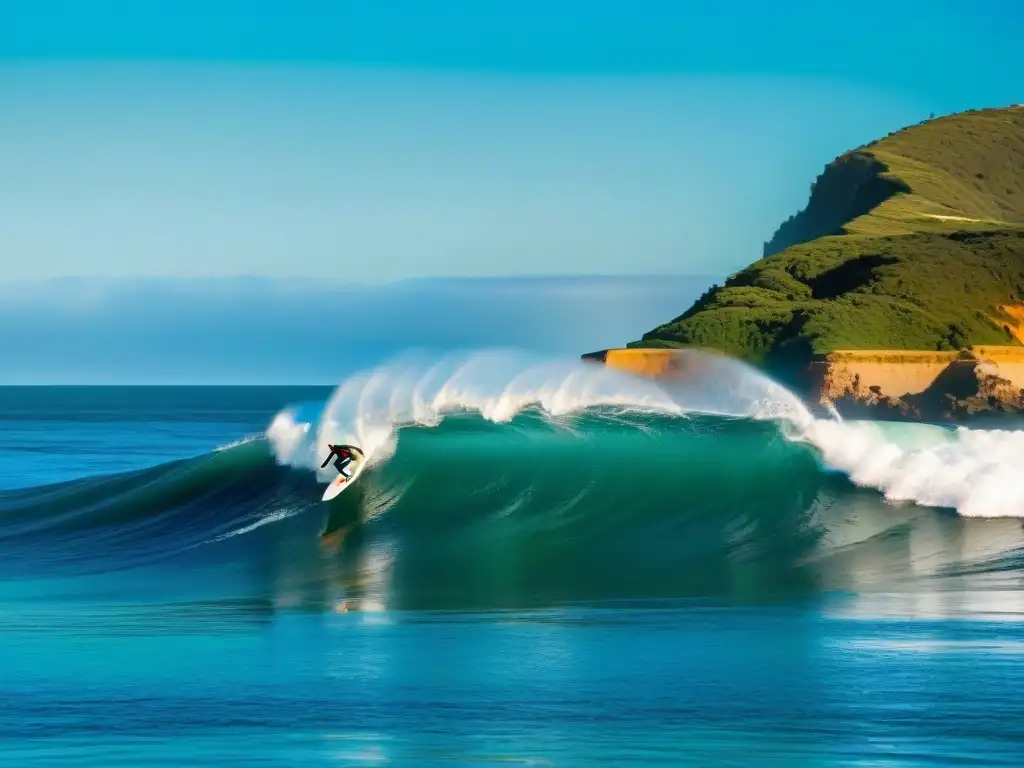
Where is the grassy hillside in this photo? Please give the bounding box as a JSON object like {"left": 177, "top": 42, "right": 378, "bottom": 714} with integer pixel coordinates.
{"left": 634, "top": 106, "right": 1024, "bottom": 367}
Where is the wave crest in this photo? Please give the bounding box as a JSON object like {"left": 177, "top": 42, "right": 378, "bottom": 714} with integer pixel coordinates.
{"left": 268, "top": 350, "right": 688, "bottom": 475}
{"left": 267, "top": 348, "right": 1024, "bottom": 519}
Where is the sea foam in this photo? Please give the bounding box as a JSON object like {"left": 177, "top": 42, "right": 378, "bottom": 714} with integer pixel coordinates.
{"left": 266, "top": 348, "right": 1024, "bottom": 517}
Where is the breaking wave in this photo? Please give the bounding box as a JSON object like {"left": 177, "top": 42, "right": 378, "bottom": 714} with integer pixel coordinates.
{"left": 268, "top": 349, "right": 1024, "bottom": 519}
{"left": 2, "top": 348, "right": 1022, "bottom": 612}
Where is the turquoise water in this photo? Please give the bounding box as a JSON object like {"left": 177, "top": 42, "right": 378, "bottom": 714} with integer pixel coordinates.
{"left": 3, "top": 356, "right": 1024, "bottom": 766}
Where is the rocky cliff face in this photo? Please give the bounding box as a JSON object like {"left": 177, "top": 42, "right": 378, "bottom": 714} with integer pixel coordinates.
{"left": 580, "top": 348, "right": 687, "bottom": 378}
{"left": 582, "top": 347, "right": 1024, "bottom": 422}
{"left": 762, "top": 152, "right": 908, "bottom": 257}
{"left": 1001, "top": 304, "right": 1024, "bottom": 344}
{"left": 815, "top": 352, "right": 1024, "bottom": 421}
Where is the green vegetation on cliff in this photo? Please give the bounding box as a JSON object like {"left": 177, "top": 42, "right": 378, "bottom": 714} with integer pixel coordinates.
{"left": 634, "top": 106, "right": 1024, "bottom": 366}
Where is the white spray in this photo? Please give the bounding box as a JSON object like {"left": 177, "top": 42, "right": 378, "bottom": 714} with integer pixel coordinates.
{"left": 266, "top": 348, "right": 1024, "bottom": 518}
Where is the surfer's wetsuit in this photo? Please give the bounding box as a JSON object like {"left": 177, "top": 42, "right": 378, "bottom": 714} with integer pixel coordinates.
{"left": 321, "top": 445, "right": 355, "bottom": 477}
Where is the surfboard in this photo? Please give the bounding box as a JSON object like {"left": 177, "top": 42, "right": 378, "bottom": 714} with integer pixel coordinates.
{"left": 321, "top": 445, "right": 366, "bottom": 502}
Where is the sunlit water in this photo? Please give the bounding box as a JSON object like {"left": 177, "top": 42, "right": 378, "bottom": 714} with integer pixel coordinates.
{"left": 2, "top": 368, "right": 1024, "bottom": 766}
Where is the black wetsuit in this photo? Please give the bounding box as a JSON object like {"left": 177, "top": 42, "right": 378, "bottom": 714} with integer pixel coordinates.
{"left": 321, "top": 446, "right": 354, "bottom": 476}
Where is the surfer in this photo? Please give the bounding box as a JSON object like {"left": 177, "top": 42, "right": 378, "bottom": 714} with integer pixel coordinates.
{"left": 321, "top": 444, "right": 358, "bottom": 478}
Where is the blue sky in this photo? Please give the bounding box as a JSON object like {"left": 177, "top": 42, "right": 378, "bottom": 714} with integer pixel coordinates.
{"left": 1, "top": 0, "right": 1020, "bottom": 282}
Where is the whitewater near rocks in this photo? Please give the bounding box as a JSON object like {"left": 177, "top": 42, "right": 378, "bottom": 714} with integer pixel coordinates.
{"left": 3, "top": 347, "right": 1023, "bottom": 616}
{"left": 269, "top": 348, "right": 1024, "bottom": 519}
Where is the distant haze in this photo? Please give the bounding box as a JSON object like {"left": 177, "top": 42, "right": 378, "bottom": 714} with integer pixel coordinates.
{"left": 0, "top": 275, "right": 714, "bottom": 383}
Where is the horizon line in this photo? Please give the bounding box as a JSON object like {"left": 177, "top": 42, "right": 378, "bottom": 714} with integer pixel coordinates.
{"left": 0, "top": 272, "right": 720, "bottom": 286}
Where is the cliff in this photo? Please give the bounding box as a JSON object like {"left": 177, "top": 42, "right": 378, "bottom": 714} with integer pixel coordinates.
{"left": 580, "top": 348, "right": 688, "bottom": 378}
{"left": 762, "top": 152, "right": 908, "bottom": 257}
{"left": 584, "top": 346, "right": 1024, "bottom": 422}
{"left": 808, "top": 347, "right": 1024, "bottom": 420}
{"left": 632, "top": 106, "right": 1024, "bottom": 372}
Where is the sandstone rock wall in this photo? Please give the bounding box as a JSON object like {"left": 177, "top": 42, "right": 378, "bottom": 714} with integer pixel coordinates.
{"left": 809, "top": 347, "right": 1024, "bottom": 398}
{"left": 582, "top": 346, "right": 1024, "bottom": 422}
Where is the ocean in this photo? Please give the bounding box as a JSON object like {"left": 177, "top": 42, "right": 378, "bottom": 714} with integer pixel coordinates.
{"left": 3, "top": 348, "right": 1024, "bottom": 766}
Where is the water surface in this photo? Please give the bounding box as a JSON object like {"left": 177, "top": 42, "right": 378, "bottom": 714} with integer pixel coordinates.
{"left": 3, "top": 365, "right": 1023, "bottom": 766}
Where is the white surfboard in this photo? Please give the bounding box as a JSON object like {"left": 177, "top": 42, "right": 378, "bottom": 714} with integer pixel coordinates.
{"left": 321, "top": 445, "right": 366, "bottom": 502}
